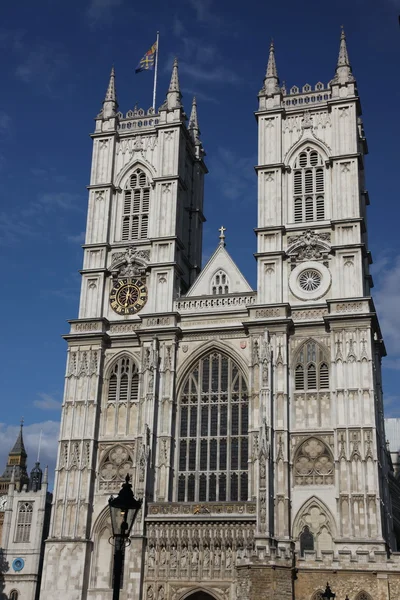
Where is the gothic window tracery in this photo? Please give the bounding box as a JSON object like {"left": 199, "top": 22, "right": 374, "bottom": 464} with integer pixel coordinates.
{"left": 177, "top": 350, "right": 248, "bottom": 502}
{"left": 211, "top": 270, "right": 230, "bottom": 295}
{"left": 355, "top": 593, "right": 372, "bottom": 600}
{"left": 293, "top": 147, "right": 325, "bottom": 223}
{"left": 108, "top": 356, "right": 139, "bottom": 404}
{"left": 294, "top": 341, "right": 329, "bottom": 391}
{"left": 98, "top": 445, "right": 134, "bottom": 491}
{"left": 15, "top": 501, "right": 33, "bottom": 543}
{"left": 122, "top": 168, "right": 150, "bottom": 241}
{"left": 294, "top": 438, "right": 334, "bottom": 485}
{"left": 9, "top": 590, "right": 19, "bottom": 600}
{"left": 299, "top": 525, "right": 314, "bottom": 556}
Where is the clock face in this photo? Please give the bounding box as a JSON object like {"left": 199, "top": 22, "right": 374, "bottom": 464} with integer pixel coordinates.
{"left": 110, "top": 278, "right": 148, "bottom": 315}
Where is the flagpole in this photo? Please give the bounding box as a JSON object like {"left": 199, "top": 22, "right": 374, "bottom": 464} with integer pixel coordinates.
{"left": 152, "top": 31, "right": 159, "bottom": 112}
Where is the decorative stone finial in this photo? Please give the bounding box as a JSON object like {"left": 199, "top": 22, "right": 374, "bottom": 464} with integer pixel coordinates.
{"left": 189, "top": 97, "right": 200, "bottom": 142}
{"left": 262, "top": 40, "right": 280, "bottom": 96}
{"left": 103, "top": 65, "right": 118, "bottom": 119}
{"left": 219, "top": 226, "right": 226, "bottom": 246}
{"left": 167, "top": 57, "right": 182, "bottom": 110}
{"left": 332, "top": 26, "right": 354, "bottom": 85}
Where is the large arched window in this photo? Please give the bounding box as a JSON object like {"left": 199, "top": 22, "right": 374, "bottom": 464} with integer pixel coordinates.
{"left": 177, "top": 350, "right": 249, "bottom": 502}
{"left": 122, "top": 169, "right": 150, "bottom": 241}
{"left": 294, "top": 341, "right": 329, "bottom": 391}
{"left": 108, "top": 356, "right": 139, "bottom": 403}
{"left": 10, "top": 590, "right": 19, "bottom": 600}
{"left": 293, "top": 147, "right": 325, "bottom": 223}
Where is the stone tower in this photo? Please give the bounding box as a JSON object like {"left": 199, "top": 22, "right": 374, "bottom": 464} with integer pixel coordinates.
{"left": 40, "top": 34, "right": 400, "bottom": 600}
{"left": 0, "top": 430, "right": 51, "bottom": 600}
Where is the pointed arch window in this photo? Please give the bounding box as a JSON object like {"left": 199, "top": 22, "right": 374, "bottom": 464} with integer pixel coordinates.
{"left": 108, "top": 356, "right": 139, "bottom": 403}
{"left": 10, "top": 591, "right": 19, "bottom": 600}
{"left": 122, "top": 169, "right": 150, "bottom": 241}
{"left": 294, "top": 341, "right": 329, "bottom": 391}
{"left": 15, "top": 501, "right": 33, "bottom": 543}
{"left": 299, "top": 525, "right": 314, "bottom": 556}
{"left": 211, "top": 270, "right": 230, "bottom": 295}
{"left": 293, "top": 148, "right": 325, "bottom": 223}
{"left": 177, "top": 350, "right": 248, "bottom": 502}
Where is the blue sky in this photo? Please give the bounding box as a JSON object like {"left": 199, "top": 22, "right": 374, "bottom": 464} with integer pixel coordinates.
{"left": 0, "top": 0, "right": 399, "bottom": 487}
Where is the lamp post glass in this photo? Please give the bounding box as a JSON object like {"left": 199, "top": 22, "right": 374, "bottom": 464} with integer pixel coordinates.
{"left": 109, "top": 474, "right": 142, "bottom": 538}
{"left": 322, "top": 583, "right": 336, "bottom": 599}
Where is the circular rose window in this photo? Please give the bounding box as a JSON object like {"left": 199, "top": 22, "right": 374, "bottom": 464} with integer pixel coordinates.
{"left": 289, "top": 260, "right": 331, "bottom": 301}
{"left": 298, "top": 269, "right": 321, "bottom": 292}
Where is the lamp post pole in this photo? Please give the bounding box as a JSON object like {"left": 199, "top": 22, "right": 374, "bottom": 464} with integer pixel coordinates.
{"left": 108, "top": 475, "right": 142, "bottom": 600}
{"left": 112, "top": 521, "right": 127, "bottom": 600}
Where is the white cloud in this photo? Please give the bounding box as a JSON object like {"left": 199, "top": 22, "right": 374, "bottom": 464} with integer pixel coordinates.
{"left": 373, "top": 254, "right": 400, "bottom": 356}
{"left": 188, "top": 0, "right": 220, "bottom": 25}
{"left": 173, "top": 16, "right": 185, "bottom": 37}
{"left": 182, "top": 87, "right": 219, "bottom": 104}
{"left": 209, "top": 147, "right": 256, "bottom": 201}
{"left": 33, "top": 393, "right": 62, "bottom": 411}
{"left": 178, "top": 62, "right": 240, "bottom": 85}
{"left": 87, "top": 0, "right": 124, "bottom": 26}
{"left": 0, "top": 111, "right": 11, "bottom": 133}
{"left": 15, "top": 45, "right": 68, "bottom": 90}
{"left": 0, "top": 421, "right": 60, "bottom": 489}
{"left": 67, "top": 231, "right": 86, "bottom": 244}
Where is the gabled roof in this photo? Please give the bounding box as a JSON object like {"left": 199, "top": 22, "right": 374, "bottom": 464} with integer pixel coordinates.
{"left": 186, "top": 243, "right": 253, "bottom": 297}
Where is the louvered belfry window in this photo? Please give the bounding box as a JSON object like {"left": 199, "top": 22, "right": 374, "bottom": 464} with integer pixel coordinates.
{"left": 294, "top": 341, "right": 329, "bottom": 391}
{"left": 15, "top": 502, "right": 33, "bottom": 543}
{"left": 177, "top": 351, "right": 249, "bottom": 502}
{"left": 108, "top": 357, "right": 139, "bottom": 403}
{"left": 293, "top": 148, "right": 325, "bottom": 223}
{"left": 122, "top": 169, "right": 150, "bottom": 241}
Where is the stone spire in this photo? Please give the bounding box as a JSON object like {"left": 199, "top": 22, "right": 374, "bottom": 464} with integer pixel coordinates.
{"left": 167, "top": 58, "right": 182, "bottom": 110}
{"left": 333, "top": 27, "right": 354, "bottom": 85}
{"left": 262, "top": 41, "right": 280, "bottom": 96}
{"left": 103, "top": 65, "right": 118, "bottom": 119}
{"left": 10, "top": 421, "right": 27, "bottom": 459}
{"left": 188, "top": 97, "right": 200, "bottom": 144}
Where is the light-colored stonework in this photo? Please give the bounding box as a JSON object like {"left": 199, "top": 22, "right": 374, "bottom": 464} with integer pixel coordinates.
{"left": 38, "top": 30, "right": 400, "bottom": 600}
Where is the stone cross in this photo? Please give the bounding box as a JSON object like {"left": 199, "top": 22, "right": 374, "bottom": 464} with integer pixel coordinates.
{"left": 219, "top": 225, "right": 226, "bottom": 246}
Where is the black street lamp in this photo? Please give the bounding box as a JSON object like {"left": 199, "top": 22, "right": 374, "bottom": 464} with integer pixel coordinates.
{"left": 108, "top": 474, "right": 142, "bottom": 600}
{"left": 322, "top": 583, "right": 336, "bottom": 599}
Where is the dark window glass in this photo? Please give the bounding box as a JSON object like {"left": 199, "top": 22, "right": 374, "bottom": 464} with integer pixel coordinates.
{"left": 189, "top": 440, "right": 196, "bottom": 471}
{"left": 240, "top": 472, "right": 248, "bottom": 501}
{"left": 231, "top": 438, "right": 238, "bottom": 470}
{"left": 179, "top": 440, "right": 187, "bottom": 471}
{"left": 219, "top": 474, "right": 226, "bottom": 501}
{"left": 200, "top": 440, "right": 208, "bottom": 471}
{"left": 232, "top": 404, "right": 239, "bottom": 435}
{"left": 211, "top": 405, "right": 218, "bottom": 436}
{"left": 188, "top": 474, "right": 195, "bottom": 501}
{"left": 220, "top": 439, "right": 227, "bottom": 470}
{"left": 190, "top": 407, "right": 197, "bottom": 437}
{"left": 231, "top": 473, "right": 238, "bottom": 501}
{"left": 209, "top": 474, "right": 216, "bottom": 501}
{"left": 210, "top": 439, "right": 217, "bottom": 470}
{"left": 199, "top": 474, "right": 207, "bottom": 501}
{"left": 201, "top": 406, "right": 208, "bottom": 436}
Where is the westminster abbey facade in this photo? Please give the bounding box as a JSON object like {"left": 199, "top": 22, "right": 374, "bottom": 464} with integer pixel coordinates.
{"left": 33, "top": 30, "right": 400, "bottom": 600}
